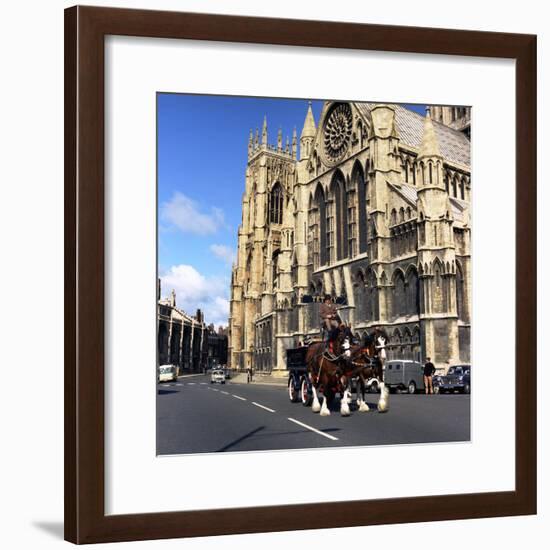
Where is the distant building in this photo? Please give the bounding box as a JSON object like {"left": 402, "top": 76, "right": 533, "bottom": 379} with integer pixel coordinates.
{"left": 157, "top": 280, "right": 208, "bottom": 373}
{"left": 206, "top": 324, "right": 229, "bottom": 369}
{"left": 229, "top": 102, "right": 471, "bottom": 375}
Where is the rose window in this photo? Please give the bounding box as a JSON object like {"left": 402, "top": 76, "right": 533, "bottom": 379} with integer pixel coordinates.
{"left": 323, "top": 103, "right": 352, "bottom": 163}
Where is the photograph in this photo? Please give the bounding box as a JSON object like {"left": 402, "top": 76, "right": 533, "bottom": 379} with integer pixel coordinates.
{"left": 156, "top": 94, "right": 472, "bottom": 455}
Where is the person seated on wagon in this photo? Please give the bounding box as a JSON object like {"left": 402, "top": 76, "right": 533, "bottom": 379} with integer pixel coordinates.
{"left": 320, "top": 294, "right": 340, "bottom": 353}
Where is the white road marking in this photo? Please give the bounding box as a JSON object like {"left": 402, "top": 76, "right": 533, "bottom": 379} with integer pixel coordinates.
{"left": 221, "top": 391, "right": 229, "bottom": 395}
{"left": 188, "top": 382, "right": 196, "bottom": 385}
{"left": 232, "top": 394, "right": 247, "bottom": 401}
{"left": 175, "top": 383, "right": 183, "bottom": 386}
{"left": 287, "top": 417, "right": 339, "bottom": 441}
{"left": 200, "top": 382, "right": 206, "bottom": 385}
{"left": 211, "top": 388, "right": 219, "bottom": 392}
{"left": 252, "top": 402, "right": 275, "bottom": 413}
{"left": 160, "top": 384, "right": 170, "bottom": 387}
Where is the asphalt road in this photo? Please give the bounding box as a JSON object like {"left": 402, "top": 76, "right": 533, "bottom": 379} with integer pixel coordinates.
{"left": 157, "top": 374, "right": 470, "bottom": 455}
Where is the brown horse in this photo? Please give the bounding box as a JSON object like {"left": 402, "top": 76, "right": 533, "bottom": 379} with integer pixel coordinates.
{"left": 305, "top": 327, "right": 390, "bottom": 416}
{"left": 344, "top": 336, "right": 389, "bottom": 413}
{"left": 305, "top": 328, "right": 352, "bottom": 416}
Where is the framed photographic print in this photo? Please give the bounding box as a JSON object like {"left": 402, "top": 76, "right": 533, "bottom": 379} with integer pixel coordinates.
{"left": 65, "top": 5, "right": 537, "bottom": 544}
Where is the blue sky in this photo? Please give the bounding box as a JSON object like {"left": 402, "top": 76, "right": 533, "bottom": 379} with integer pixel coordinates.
{"left": 157, "top": 94, "right": 426, "bottom": 327}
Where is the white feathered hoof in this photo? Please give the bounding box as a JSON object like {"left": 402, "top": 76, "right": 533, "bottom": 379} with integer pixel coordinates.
{"left": 340, "top": 402, "right": 351, "bottom": 417}
{"left": 377, "top": 393, "right": 390, "bottom": 413}
{"left": 358, "top": 401, "right": 371, "bottom": 412}
{"left": 320, "top": 407, "right": 331, "bottom": 417}
{"left": 312, "top": 398, "right": 321, "bottom": 413}
{"left": 377, "top": 385, "right": 390, "bottom": 413}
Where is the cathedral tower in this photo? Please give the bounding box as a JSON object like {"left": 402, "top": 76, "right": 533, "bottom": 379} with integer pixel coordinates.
{"left": 416, "top": 109, "right": 460, "bottom": 365}
{"left": 367, "top": 104, "right": 402, "bottom": 322}
{"left": 229, "top": 112, "right": 297, "bottom": 371}
{"left": 430, "top": 105, "right": 471, "bottom": 138}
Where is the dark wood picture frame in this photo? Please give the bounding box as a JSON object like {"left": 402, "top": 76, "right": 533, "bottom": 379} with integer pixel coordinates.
{"left": 65, "top": 5, "right": 537, "bottom": 544}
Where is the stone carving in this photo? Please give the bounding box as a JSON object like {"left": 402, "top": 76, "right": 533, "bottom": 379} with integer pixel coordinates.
{"left": 323, "top": 103, "right": 352, "bottom": 164}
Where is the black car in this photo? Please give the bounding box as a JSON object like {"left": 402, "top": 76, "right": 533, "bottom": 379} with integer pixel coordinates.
{"left": 433, "top": 364, "right": 471, "bottom": 394}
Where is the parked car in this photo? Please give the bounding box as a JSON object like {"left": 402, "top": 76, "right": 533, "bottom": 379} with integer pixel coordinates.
{"left": 365, "top": 377, "right": 380, "bottom": 393}
{"left": 433, "top": 365, "right": 471, "bottom": 394}
{"left": 158, "top": 364, "right": 177, "bottom": 383}
{"left": 383, "top": 360, "right": 425, "bottom": 394}
{"left": 210, "top": 369, "right": 226, "bottom": 384}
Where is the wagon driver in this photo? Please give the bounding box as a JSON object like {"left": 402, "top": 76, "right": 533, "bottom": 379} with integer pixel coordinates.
{"left": 320, "top": 294, "right": 340, "bottom": 352}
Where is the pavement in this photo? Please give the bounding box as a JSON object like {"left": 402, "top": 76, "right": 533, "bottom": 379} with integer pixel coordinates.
{"left": 228, "top": 373, "right": 287, "bottom": 386}
{"left": 157, "top": 374, "right": 470, "bottom": 455}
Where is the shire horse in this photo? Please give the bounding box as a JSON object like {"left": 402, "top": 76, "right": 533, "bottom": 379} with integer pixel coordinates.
{"left": 345, "top": 332, "right": 389, "bottom": 414}
{"left": 305, "top": 327, "right": 389, "bottom": 416}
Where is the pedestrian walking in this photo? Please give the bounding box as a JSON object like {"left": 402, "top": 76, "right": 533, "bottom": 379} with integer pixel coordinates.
{"left": 423, "top": 357, "right": 436, "bottom": 394}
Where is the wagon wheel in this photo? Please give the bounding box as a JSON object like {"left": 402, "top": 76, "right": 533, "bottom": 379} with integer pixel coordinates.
{"left": 288, "top": 377, "right": 299, "bottom": 403}
{"left": 300, "top": 378, "right": 313, "bottom": 407}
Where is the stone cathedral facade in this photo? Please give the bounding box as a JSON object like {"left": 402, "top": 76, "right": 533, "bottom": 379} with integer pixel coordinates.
{"left": 229, "top": 101, "right": 471, "bottom": 375}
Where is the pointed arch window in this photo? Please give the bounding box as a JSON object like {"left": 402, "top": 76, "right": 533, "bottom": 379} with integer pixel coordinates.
{"left": 456, "top": 261, "right": 466, "bottom": 321}
{"left": 393, "top": 271, "right": 406, "bottom": 318}
{"left": 314, "top": 186, "right": 328, "bottom": 266}
{"left": 248, "top": 185, "right": 256, "bottom": 230}
{"left": 331, "top": 171, "right": 348, "bottom": 261}
{"left": 406, "top": 267, "right": 420, "bottom": 314}
{"left": 347, "top": 185, "right": 357, "bottom": 258}
{"left": 353, "top": 163, "right": 368, "bottom": 254}
{"left": 270, "top": 182, "right": 284, "bottom": 224}
{"left": 353, "top": 271, "right": 366, "bottom": 322}
{"left": 366, "top": 269, "right": 379, "bottom": 321}
{"left": 308, "top": 197, "right": 319, "bottom": 270}
{"left": 272, "top": 250, "right": 280, "bottom": 290}
{"left": 326, "top": 196, "right": 334, "bottom": 264}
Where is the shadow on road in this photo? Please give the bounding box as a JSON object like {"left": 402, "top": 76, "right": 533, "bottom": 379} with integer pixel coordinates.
{"left": 324, "top": 397, "right": 379, "bottom": 412}
{"left": 158, "top": 389, "right": 178, "bottom": 395}
{"left": 217, "top": 426, "right": 266, "bottom": 452}
{"left": 216, "top": 425, "right": 343, "bottom": 452}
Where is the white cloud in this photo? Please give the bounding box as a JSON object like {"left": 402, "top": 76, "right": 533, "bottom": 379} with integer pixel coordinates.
{"left": 160, "top": 191, "right": 225, "bottom": 235}
{"left": 160, "top": 264, "right": 230, "bottom": 328}
{"left": 209, "top": 244, "right": 236, "bottom": 265}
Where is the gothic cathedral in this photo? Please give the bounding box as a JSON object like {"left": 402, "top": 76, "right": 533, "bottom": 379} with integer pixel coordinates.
{"left": 229, "top": 102, "right": 471, "bottom": 375}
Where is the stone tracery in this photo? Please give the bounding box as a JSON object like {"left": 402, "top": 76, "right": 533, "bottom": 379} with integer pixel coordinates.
{"left": 323, "top": 103, "right": 353, "bottom": 163}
